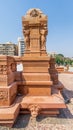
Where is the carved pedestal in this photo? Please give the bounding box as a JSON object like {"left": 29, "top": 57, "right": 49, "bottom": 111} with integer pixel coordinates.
{"left": 0, "top": 9, "right": 66, "bottom": 127}
{"left": 20, "top": 56, "right": 52, "bottom": 96}
{"left": 19, "top": 8, "right": 66, "bottom": 118}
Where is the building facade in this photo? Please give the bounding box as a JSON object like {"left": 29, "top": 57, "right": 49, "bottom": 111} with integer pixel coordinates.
{"left": 0, "top": 42, "right": 18, "bottom": 56}
{"left": 18, "top": 37, "right": 25, "bottom": 56}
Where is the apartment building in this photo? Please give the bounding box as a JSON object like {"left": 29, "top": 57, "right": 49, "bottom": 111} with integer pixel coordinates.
{"left": 0, "top": 42, "right": 18, "bottom": 56}
{"left": 18, "top": 37, "right": 25, "bottom": 56}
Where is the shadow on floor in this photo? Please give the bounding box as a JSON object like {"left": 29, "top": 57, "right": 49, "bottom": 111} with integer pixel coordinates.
{"left": 13, "top": 114, "right": 31, "bottom": 128}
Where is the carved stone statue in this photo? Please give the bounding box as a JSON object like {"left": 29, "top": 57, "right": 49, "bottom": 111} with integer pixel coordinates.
{"left": 40, "top": 29, "right": 47, "bottom": 50}
{"left": 24, "top": 30, "right": 30, "bottom": 50}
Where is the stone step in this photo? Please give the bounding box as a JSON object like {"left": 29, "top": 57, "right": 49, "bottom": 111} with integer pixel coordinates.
{"left": 0, "top": 91, "right": 66, "bottom": 127}
{"left": 17, "top": 80, "right": 53, "bottom": 85}
{"left": 20, "top": 93, "right": 66, "bottom": 109}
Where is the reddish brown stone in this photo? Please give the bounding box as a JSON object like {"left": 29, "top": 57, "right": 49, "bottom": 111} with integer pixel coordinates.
{"left": 0, "top": 9, "right": 66, "bottom": 127}
{"left": 0, "top": 82, "right": 17, "bottom": 106}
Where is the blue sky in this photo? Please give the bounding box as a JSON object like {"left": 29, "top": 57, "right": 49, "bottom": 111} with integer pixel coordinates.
{"left": 0, "top": 0, "right": 73, "bottom": 57}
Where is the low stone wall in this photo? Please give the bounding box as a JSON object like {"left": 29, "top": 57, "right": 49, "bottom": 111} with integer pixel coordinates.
{"left": 56, "top": 66, "right": 64, "bottom": 73}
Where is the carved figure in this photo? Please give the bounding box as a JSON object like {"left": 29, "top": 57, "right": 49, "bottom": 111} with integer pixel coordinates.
{"left": 40, "top": 29, "right": 47, "bottom": 50}
{"left": 24, "top": 30, "right": 30, "bottom": 50}
{"left": 28, "top": 104, "right": 40, "bottom": 118}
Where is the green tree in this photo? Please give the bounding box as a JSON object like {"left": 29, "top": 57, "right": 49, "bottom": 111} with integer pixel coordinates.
{"left": 55, "top": 54, "right": 64, "bottom": 65}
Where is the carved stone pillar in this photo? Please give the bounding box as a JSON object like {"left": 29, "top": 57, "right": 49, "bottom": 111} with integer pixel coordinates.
{"left": 22, "top": 8, "right": 48, "bottom": 56}
{"left": 21, "top": 9, "right": 53, "bottom": 96}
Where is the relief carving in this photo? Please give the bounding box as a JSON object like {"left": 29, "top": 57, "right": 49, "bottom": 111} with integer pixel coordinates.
{"left": 11, "top": 63, "right": 16, "bottom": 72}
{"left": 0, "top": 91, "right": 8, "bottom": 100}
{"left": 0, "top": 65, "right": 7, "bottom": 74}
{"left": 24, "top": 30, "right": 30, "bottom": 50}
{"left": 28, "top": 104, "right": 40, "bottom": 118}
{"left": 3, "top": 65, "right": 7, "bottom": 74}
{"left": 22, "top": 9, "right": 48, "bottom": 54}
{"left": 40, "top": 29, "right": 47, "bottom": 50}
{"left": 30, "top": 9, "right": 39, "bottom": 17}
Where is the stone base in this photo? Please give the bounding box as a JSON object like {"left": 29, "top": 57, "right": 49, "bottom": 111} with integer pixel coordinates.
{"left": 20, "top": 92, "right": 66, "bottom": 109}
{"left": 39, "top": 109, "right": 59, "bottom": 116}
{"left": 20, "top": 108, "right": 59, "bottom": 116}
{"left": 0, "top": 90, "right": 66, "bottom": 127}
{"left": 20, "top": 56, "right": 53, "bottom": 96}
{"left": 20, "top": 89, "right": 66, "bottom": 118}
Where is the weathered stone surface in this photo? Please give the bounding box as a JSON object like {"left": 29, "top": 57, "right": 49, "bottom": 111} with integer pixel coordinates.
{"left": 0, "top": 82, "right": 17, "bottom": 106}
{"left": 0, "top": 9, "right": 66, "bottom": 127}
{"left": 22, "top": 8, "right": 48, "bottom": 56}
{"left": 0, "top": 55, "right": 16, "bottom": 86}
{"left": 21, "top": 9, "right": 53, "bottom": 96}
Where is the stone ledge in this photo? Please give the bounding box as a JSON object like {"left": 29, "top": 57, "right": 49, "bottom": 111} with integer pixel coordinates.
{"left": 17, "top": 81, "right": 53, "bottom": 85}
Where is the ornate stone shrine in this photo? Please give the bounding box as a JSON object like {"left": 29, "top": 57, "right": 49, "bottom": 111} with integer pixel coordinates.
{"left": 0, "top": 9, "right": 66, "bottom": 127}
